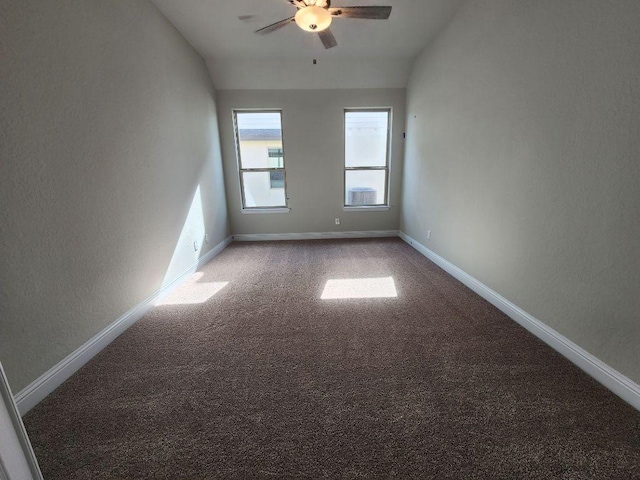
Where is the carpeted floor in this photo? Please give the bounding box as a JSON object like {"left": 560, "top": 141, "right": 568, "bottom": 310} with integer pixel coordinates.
{"left": 24, "top": 238, "right": 640, "bottom": 479}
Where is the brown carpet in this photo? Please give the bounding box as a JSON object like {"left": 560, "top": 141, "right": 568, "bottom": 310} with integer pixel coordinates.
{"left": 24, "top": 238, "right": 640, "bottom": 479}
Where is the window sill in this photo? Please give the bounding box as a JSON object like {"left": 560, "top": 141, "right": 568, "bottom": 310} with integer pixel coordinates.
{"left": 241, "top": 208, "right": 290, "bottom": 215}
{"left": 342, "top": 206, "right": 391, "bottom": 212}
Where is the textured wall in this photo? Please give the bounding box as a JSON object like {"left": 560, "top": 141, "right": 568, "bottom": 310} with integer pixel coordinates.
{"left": 0, "top": 0, "right": 229, "bottom": 392}
{"left": 401, "top": 0, "right": 640, "bottom": 383}
{"left": 217, "top": 89, "right": 405, "bottom": 235}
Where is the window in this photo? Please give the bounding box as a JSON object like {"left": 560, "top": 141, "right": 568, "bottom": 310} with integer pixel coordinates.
{"left": 344, "top": 109, "right": 391, "bottom": 207}
{"left": 233, "top": 111, "right": 288, "bottom": 209}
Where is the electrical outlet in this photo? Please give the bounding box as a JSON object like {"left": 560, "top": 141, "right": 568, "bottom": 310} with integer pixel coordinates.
{"left": 335, "top": 218, "right": 340, "bottom": 225}
{"left": 427, "top": 230, "right": 431, "bottom": 240}
{"left": 193, "top": 240, "right": 199, "bottom": 251}
{"left": 205, "top": 234, "right": 209, "bottom": 244}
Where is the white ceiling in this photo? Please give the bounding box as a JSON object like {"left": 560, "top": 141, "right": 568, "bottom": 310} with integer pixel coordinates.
{"left": 150, "top": 0, "right": 467, "bottom": 89}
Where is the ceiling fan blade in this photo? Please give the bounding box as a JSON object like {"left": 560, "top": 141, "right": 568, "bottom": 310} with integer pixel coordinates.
{"left": 328, "top": 6, "right": 392, "bottom": 19}
{"left": 255, "top": 16, "right": 296, "bottom": 34}
{"left": 318, "top": 28, "right": 337, "bottom": 49}
{"left": 238, "top": 15, "right": 262, "bottom": 23}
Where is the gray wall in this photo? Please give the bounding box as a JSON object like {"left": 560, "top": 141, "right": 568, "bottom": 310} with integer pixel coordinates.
{"left": 208, "top": 58, "right": 412, "bottom": 90}
{"left": 217, "top": 89, "right": 406, "bottom": 235}
{"left": 0, "top": 0, "right": 229, "bottom": 392}
{"left": 401, "top": 0, "right": 640, "bottom": 384}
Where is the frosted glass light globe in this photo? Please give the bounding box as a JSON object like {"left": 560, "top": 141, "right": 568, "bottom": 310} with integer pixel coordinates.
{"left": 295, "top": 6, "right": 332, "bottom": 32}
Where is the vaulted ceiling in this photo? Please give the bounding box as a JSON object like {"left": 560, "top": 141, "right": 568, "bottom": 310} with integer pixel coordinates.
{"left": 150, "top": 0, "right": 467, "bottom": 89}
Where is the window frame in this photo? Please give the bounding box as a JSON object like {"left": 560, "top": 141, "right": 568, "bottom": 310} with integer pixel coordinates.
{"left": 343, "top": 108, "right": 392, "bottom": 208}
{"left": 232, "top": 109, "right": 289, "bottom": 212}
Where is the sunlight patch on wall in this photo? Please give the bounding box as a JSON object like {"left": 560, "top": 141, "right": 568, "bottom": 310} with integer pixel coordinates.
{"left": 161, "top": 185, "right": 206, "bottom": 290}
{"left": 159, "top": 272, "right": 229, "bottom": 305}
{"left": 321, "top": 277, "right": 397, "bottom": 299}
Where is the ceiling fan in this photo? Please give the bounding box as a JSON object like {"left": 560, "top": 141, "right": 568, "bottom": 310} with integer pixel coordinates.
{"left": 246, "top": 0, "right": 392, "bottom": 49}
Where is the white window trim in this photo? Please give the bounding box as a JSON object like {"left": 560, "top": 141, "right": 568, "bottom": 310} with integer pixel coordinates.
{"left": 342, "top": 206, "right": 391, "bottom": 212}
{"left": 241, "top": 208, "right": 291, "bottom": 215}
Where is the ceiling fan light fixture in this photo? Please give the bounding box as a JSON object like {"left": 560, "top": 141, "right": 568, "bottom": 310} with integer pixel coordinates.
{"left": 295, "top": 6, "right": 332, "bottom": 32}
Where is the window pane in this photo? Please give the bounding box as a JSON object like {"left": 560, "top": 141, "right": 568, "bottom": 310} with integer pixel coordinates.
{"left": 345, "top": 111, "right": 389, "bottom": 168}
{"left": 236, "top": 112, "right": 283, "bottom": 169}
{"left": 242, "top": 171, "right": 286, "bottom": 207}
{"left": 345, "top": 170, "right": 386, "bottom": 206}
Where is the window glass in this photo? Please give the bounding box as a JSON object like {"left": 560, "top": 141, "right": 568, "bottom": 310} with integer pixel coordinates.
{"left": 270, "top": 171, "right": 285, "bottom": 189}
{"left": 267, "top": 148, "right": 284, "bottom": 168}
{"left": 241, "top": 172, "right": 286, "bottom": 208}
{"left": 345, "top": 170, "right": 386, "bottom": 205}
{"left": 344, "top": 109, "right": 391, "bottom": 206}
{"left": 345, "top": 111, "right": 389, "bottom": 168}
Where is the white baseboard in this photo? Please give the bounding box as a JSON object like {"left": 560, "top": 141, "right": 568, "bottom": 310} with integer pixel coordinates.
{"left": 14, "top": 236, "right": 233, "bottom": 416}
{"left": 399, "top": 231, "right": 640, "bottom": 411}
{"left": 233, "top": 230, "right": 399, "bottom": 242}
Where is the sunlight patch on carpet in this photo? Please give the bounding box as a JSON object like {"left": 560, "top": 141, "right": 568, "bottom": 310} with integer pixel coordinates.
{"left": 159, "top": 272, "right": 229, "bottom": 305}
{"left": 321, "top": 277, "right": 397, "bottom": 299}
